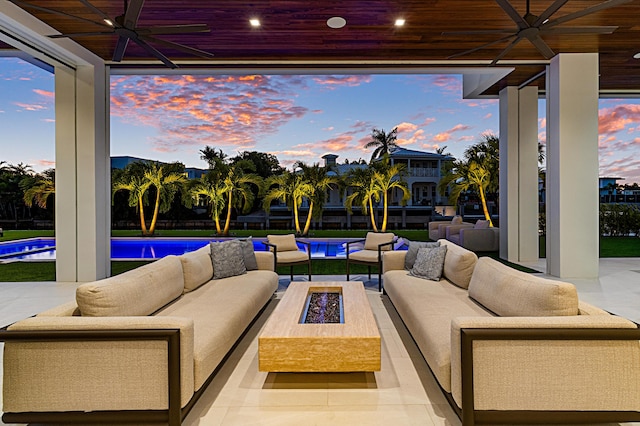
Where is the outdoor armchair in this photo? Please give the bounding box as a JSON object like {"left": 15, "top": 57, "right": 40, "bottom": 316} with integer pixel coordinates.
{"left": 428, "top": 215, "right": 472, "bottom": 241}
{"left": 346, "top": 232, "right": 395, "bottom": 292}
{"left": 264, "top": 234, "right": 312, "bottom": 281}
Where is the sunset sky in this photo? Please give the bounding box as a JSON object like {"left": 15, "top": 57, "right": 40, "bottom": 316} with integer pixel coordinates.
{"left": 3, "top": 57, "right": 640, "bottom": 183}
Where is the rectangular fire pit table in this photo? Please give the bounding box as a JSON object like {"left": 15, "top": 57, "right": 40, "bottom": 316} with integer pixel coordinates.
{"left": 258, "top": 281, "right": 381, "bottom": 372}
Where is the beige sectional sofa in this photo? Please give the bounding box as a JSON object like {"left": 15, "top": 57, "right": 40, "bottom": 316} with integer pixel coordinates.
{"left": 1, "top": 244, "right": 278, "bottom": 425}
{"left": 383, "top": 239, "right": 640, "bottom": 426}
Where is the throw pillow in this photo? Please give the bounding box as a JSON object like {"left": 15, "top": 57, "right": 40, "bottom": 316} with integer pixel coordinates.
{"left": 209, "top": 240, "right": 247, "bottom": 279}
{"left": 404, "top": 240, "right": 440, "bottom": 270}
{"left": 237, "top": 237, "right": 258, "bottom": 271}
{"left": 410, "top": 245, "right": 448, "bottom": 281}
{"left": 451, "top": 215, "right": 463, "bottom": 225}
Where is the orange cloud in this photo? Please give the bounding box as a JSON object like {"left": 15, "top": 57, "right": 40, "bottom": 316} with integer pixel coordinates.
{"left": 432, "top": 124, "right": 472, "bottom": 143}
{"left": 599, "top": 104, "right": 640, "bottom": 137}
{"left": 33, "top": 89, "right": 54, "bottom": 98}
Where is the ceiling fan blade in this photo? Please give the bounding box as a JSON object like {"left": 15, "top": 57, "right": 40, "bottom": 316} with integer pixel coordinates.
{"left": 442, "top": 29, "right": 516, "bottom": 35}
{"left": 134, "top": 37, "right": 178, "bottom": 68}
{"left": 142, "top": 36, "right": 215, "bottom": 58}
{"left": 543, "top": 0, "right": 633, "bottom": 29}
{"left": 528, "top": 35, "right": 555, "bottom": 59}
{"left": 49, "top": 32, "right": 115, "bottom": 38}
{"left": 533, "top": 0, "right": 568, "bottom": 27}
{"left": 495, "top": 0, "right": 529, "bottom": 29}
{"left": 112, "top": 36, "right": 130, "bottom": 62}
{"left": 542, "top": 26, "right": 618, "bottom": 34}
{"left": 8, "top": 0, "right": 111, "bottom": 28}
{"left": 491, "top": 35, "right": 524, "bottom": 65}
{"left": 448, "top": 34, "right": 516, "bottom": 59}
{"left": 123, "top": 0, "right": 145, "bottom": 29}
{"left": 77, "top": 0, "right": 113, "bottom": 23}
{"left": 141, "top": 24, "right": 210, "bottom": 35}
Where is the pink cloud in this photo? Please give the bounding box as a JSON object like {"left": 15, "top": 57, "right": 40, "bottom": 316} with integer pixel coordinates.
{"left": 14, "top": 102, "right": 46, "bottom": 111}
{"left": 311, "top": 75, "right": 372, "bottom": 90}
{"left": 599, "top": 104, "right": 640, "bottom": 137}
{"left": 432, "top": 124, "right": 472, "bottom": 143}
{"left": 483, "top": 113, "right": 492, "bottom": 120}
{"left": 33, "top": 89, "right": 54, "bottom": 98}
{"left": 35, "top": 159, "right": 55, "bottom": 167}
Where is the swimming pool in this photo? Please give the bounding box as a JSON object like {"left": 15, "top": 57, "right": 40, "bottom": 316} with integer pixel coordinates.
{"left": 0, "top": 237, "right": 406, "bottom": 260}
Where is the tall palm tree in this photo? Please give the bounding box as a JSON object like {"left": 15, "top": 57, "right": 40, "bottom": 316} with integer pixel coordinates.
{"left": 364, "top": 127, "right": 399, "bottom": 162}
{"left": 220, "top": 162, "right": 263, "bottom": 235}
{"left": 112, "top": 174, "right": 151, "bottom": 235}
{"left": 22, "top": 169, "right": 55, "bottom": 209}
{"left": 188, "top": 175, "right": 226, "bottom": 234}
{"left": 263, "top": 170, "right": 313, "bottom": 234}
{"left": 344, "top": 166, "right": 381, "bottom": 232}
{"left": 295, "top": 161, "right": 339, "bottom": 236}
{"left": 143, "top": 163, "right": 188, "bottom": 235}
{"left": 464, "top": 133, "right": 499, "bottom": 194}
{"left": 438, "top": 160, "right": 494, "bottom": 227}
{"left": 372, "top": 160, "right": 410, "bottom": 232}
{"left": 200, "top": 146, "right": 228, "bottom": 170}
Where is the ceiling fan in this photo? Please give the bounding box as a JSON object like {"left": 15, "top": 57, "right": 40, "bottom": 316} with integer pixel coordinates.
{"left": 444, "top": 0, "right": 632, "bottom": 65}
{"left": 9, "top": 0, "right": 215, "bottom": 68}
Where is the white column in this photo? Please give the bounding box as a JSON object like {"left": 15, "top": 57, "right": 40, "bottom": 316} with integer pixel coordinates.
{"left": 546, "top": 53, "right": 599, "bottom": 278}
{"left": 55, "top": 64, "right": 110, "bottom": 282}
{"left": 499, "top": 86, "right": 539, "bottom": 262}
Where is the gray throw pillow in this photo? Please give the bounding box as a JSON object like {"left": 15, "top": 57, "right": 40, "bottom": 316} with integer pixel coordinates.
{"left": 238, "top": 237, "right": 258, "bottom": 271}
{"left": 410, "top": 245, "right": 448, "bottom": 281}
{"left": 404, "top": 240, "right": 440, "bottom": 270}
{"left": 209, "top": 240, "right": 247, "bottom": 279}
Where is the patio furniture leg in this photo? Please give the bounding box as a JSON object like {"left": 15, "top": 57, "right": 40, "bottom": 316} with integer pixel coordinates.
{"left": 367, "top": 266, "right": 371, "bottom": 279}
{"left": 290, "top": 266, "right": 293, "bottom": 281}
{"left": 308, "top": 261, "right": 311, "bottom": 281}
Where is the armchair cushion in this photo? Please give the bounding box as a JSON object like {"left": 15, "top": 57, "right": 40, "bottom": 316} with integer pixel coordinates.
{"left": 474, "top": 219, "right": 490, "bottom": 229}
{"left": 275, "top": 250, "right": 309, "bottom": 264}
{"left": 363, "top": 232, "right": 395, "bottom": 251}
{"left": 409, "top": 245, "right": 448, "bottom": 281}
{"left": 267, "top": 234, "right": 299, "bottom": 252}
{"left": 451, "top": 215, "right": 463, "bottom": 224}
{"left": 404, "top": 240, "right": 440, "bottom": 270}
{"left": 349, "top": 250, "right": 380, "bottom": 263}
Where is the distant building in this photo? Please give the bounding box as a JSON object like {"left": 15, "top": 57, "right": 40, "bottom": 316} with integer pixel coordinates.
{"left": 110, "top": 156, "right": 207, "bottom": 179}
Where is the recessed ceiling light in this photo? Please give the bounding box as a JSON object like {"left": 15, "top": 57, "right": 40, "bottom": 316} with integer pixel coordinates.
{"left": 395, "top": 18, "right": 406, "bottom": 27}
{"left": 327, "top": 17, "right": 346, "bottom": 29}
{"left": 249, "top": 18, "right": 261, "bottom": 27}
{"left": 634, "top": 52, "right": 640, "bottom": 59}
{"left": 103, "top": 18, "right": 114, "bottom": 27}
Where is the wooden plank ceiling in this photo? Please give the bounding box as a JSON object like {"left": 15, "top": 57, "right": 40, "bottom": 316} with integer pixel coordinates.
{"left": 5, "top": 0, "right": 640, "bottom": 96}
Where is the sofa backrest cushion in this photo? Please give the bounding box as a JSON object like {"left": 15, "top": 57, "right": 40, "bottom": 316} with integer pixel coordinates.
{"left": 76, "top": 255, "right": 184, "bottom": 317}
{"left": 267, "top": 234, "right": 299, "bottom": 252}
{"left": 468, "top": 257, "right": 579, "bottom": 316}
{"left": 180, "top": 245, "right": 213, "bottom": 292}
{"left": 438, "top": 239, "right": 478, "bottom": 289}
{"left": 364, "top": 232, "right": 395, "bottom": 251}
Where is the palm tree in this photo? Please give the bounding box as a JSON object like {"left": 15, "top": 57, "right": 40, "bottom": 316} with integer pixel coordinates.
{"left": 263, "top": 170, "right": 313, "bottom": 234}
{"left": 143, "top": 163, "right": 188, "bottom": 235}
{"left": 464, "top": 133, "right": 499, "bottom": 194}
{"left": 220, "top": 162, "right": 263, "bottom": 235}
{"left": 200, "top": 146, "right": 228, "bottom": 170}
{"left": 372, "top": 160, "right": 410, "bottom": 232}
{"left": 295, "top": 161, "right": 339, "bottom": 236}
{"left": 112, "top": 174, "right": 151, "bottom": 235}
{"left": 438, "top": 160, "right": 494, "bottom": 227}
{"left": 364, "top": 127, "right": 399, "bottom": 162}
{"left": 344, "top": 166, "right": 381, "bottom": 232}
{"left": 188, "top": 175, "right": 226, "bottom": 234}
{"left": 22, "top": 169, "right": 55, "bottom": 209}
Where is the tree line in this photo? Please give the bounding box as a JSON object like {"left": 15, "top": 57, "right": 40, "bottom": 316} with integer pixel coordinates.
{"left": 2, "top": 129, "right": 513, "bottom": 235}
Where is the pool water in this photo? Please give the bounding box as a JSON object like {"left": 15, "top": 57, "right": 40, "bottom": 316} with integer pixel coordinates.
{"left": 0, "top": 237, "right": 406, "bottom": 261}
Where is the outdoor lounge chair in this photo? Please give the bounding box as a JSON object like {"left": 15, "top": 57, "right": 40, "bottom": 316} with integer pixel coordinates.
{"left": 346, "top": 232, "right": 395, "bottom": 292}
{"left": 264, "top": 234, "right": 312, "bottom": 281}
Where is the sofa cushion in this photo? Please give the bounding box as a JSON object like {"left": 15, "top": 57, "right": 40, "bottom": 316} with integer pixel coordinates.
{"left": 363, "top": 232, "right": 394, "bottom": 251}
{"left": 404, "top": 240, "right": 440, "bottom": 270}
{"left": 76, "top": 255, "right": 184, "bottom": 317}
{"left": 210, "top": 240, "right": 247, "bottom": 279}
{"left": 410, "top": 245, "right": 447, "bottom": 281}
{"left": 439, "top": 239, "right": 478, "bottom": 289}
{"left": 451, "top": 215, "right": 463, "bottom": 224}
{"left": 180, "top": 245, "right": 213, "bottom": 292}
{"left": 468, "top": 257, "right": 579, "bottom": 316}
{"left": 267, "top": 234, "right": 299, "bottom": 252}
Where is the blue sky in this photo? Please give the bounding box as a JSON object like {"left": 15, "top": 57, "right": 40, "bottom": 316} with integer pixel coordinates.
{"left": 3, "top": 57, "right": 640, "bottom": 183}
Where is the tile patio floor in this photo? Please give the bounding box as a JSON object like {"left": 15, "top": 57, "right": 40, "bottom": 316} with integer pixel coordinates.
{"left": 0, "top": 259, "right": 639, "bottom": 425}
